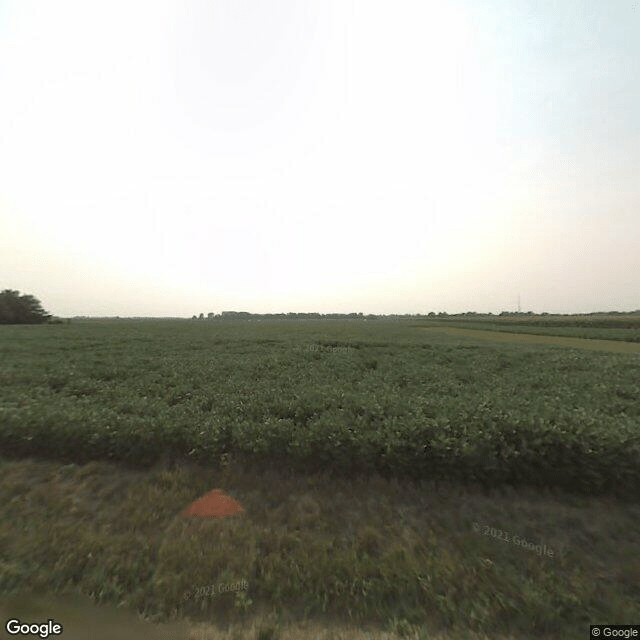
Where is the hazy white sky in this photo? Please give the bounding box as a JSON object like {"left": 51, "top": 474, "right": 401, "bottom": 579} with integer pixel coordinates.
{"left": 1, "top": 0, "right": 638, "bottom": 317}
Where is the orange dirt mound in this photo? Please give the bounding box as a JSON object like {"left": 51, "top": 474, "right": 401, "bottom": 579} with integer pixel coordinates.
{"left": 180, "top": 489, "right": 245, "bottom": 518}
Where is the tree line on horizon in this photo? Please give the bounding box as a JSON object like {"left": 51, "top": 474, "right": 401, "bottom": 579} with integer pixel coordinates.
{"left": 190, "top": 310, "right": 640, "bottom": 320}
{"left": 2, "top": 288, "right": 638, "bottom": 324}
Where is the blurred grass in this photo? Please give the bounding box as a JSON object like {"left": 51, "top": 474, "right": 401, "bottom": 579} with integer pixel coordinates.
{"left": 0, "top": 455, "right": 638, "bottom": 639}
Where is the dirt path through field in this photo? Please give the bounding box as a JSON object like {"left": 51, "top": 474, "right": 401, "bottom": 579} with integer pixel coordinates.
{"left": 420, "top": 326, "right": 640, "bottom": 354}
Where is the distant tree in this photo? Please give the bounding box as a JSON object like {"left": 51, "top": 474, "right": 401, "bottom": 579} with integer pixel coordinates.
{"left": 207, "top": 312, "right": 214, "bottom": 319}
{"left": 0, "top": 289, "right": 52, "bottom": 324}
{"left": 192, "top": 315, "right": 197, "bottom": 320}
{"left": 198, "top": 313, "right": 204, "bottom": 320}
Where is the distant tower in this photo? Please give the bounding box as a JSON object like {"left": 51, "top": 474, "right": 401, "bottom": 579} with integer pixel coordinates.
{"left": 517, "top": 294, "right": 521, "bottom": 313}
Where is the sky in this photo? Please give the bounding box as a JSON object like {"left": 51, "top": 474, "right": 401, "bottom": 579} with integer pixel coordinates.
{"left": 1, "top": 0, "right": 638, "bottom": 317}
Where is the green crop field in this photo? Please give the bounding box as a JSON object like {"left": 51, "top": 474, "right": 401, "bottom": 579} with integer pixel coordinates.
{"left": 1, "top": 318, "right": 638, "bottom": 497}
{"left": 1, "top": 318, "right": 639, "bottom": 639}
{"left": 412, "top": 313, "right": 640, "bottom": 343}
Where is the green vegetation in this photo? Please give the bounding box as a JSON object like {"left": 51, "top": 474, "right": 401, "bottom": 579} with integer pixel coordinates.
{"left": 0, "top": 289, "right": 53, "bottom": 325}
{"left": 1, "top": 318, "right": 639, "bottom": 639}
{"left": 1, "top": 319, "right": 638, "bottom": 499}
{"left": 413, "top": 313, "right": 640, "bottom": 343}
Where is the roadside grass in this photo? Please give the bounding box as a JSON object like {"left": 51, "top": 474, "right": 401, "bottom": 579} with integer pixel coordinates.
{"left": 1, "top": 454, "right": 638, "bottom": 640}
